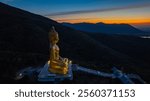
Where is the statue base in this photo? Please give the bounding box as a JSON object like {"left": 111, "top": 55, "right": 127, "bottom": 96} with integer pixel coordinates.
{"left": 49, "top": 67, "right": 68, "bottom": 75}
{"left": 38, "top": 62, "right": 73, "bottom": 83}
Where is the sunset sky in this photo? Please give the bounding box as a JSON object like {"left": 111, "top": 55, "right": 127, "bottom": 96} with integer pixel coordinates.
{"left": 1, "top": 0, "right": 150, "bottom": 30}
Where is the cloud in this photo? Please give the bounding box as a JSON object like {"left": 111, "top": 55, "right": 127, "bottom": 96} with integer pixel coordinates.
{"left": 45, "top": 3, "right": 150, "bottom": 17}
{"left": 56, "top": 18, "right": 99, "bottom": 21}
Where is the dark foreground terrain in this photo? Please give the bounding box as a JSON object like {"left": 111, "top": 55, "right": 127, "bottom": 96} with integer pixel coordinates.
{"left": 0, "top": 2, "right": 150, "bottom": 83}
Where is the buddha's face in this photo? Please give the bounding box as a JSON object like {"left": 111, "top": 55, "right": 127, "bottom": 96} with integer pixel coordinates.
{"left": 50, "top": 34, "right": 59, "bottom": 44}
{"left": 49, "top": 27, "right": 59, "bottom": 45}
{"left": 54, "top": 35, "right": 59, "bottom": 44}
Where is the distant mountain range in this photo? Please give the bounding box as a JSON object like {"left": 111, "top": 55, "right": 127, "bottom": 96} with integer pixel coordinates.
{"left": 62, "top": 22, "right": 147, "bottom": 35}
{"left": 0, "top": 2, "right": 150, "bottom": 83}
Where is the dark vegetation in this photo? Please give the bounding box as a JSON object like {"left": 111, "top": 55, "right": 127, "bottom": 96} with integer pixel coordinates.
{"left": 0, "top": 2, "right": 150, "bottom": 83}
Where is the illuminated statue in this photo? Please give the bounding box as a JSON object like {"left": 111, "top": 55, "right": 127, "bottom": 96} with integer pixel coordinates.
{"left": 48, "top": 26, "right": 69, "bottom": 75}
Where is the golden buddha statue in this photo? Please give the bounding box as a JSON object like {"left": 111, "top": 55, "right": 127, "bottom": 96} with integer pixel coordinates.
{"left": 48, "top": 26, "right": 69, "bottom": 75}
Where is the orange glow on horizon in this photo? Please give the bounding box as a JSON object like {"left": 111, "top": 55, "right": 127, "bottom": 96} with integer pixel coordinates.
{"left": 53, "top": 18, "right": 150, "bottom": 25}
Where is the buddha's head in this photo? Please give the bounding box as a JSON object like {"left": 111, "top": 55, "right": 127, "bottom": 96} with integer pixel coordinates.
{"left": 49, "top": 26, "right": 59, "bottom": 44}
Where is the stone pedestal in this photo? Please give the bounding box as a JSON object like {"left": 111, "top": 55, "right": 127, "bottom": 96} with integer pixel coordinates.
{"left": 38, "top": 62, "right": 73, "bottom": 82}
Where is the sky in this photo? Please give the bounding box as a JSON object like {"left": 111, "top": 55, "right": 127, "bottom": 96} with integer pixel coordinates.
{"left": 1, "top": 0, "right": 150, "bottom": 30}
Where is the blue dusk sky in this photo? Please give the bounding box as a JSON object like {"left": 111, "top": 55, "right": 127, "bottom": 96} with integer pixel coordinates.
{"left": 0, "top": 0, "right": 150, "bottom": 30}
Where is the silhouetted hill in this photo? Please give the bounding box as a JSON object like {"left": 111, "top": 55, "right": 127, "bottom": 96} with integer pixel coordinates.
{"left": 62, "top": 22, "right": 146, "bottom": 35}
{"left": 0, "top": 2, "right": 150, "bottom": 83}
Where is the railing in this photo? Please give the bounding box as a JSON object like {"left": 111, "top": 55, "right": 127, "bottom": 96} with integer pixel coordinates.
{"left": 72, "top": 64, "right": 146, "bottom": 84}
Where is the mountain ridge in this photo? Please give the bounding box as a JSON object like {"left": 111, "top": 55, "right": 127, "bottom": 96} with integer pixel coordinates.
{"left": 62, "top": 22, "right": 146, "bottom": 35}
